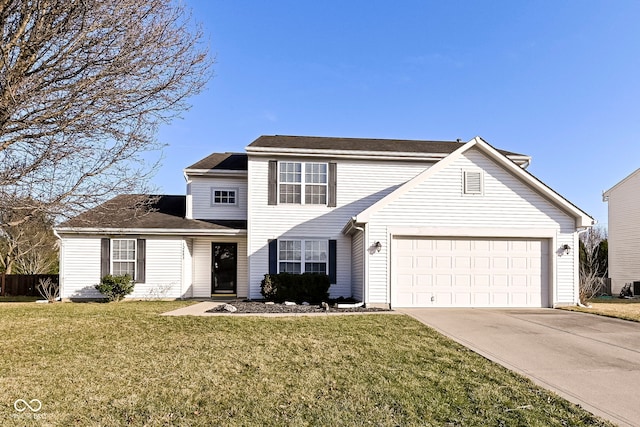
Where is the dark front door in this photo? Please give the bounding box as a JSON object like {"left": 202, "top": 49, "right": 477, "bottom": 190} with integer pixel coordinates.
{"left": 212, "top": 243, "right": 237, "bottom": 295}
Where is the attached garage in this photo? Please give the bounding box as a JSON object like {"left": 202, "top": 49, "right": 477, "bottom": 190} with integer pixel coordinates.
{"left": 391, "top": 236, "right": 550, "bottom": 308}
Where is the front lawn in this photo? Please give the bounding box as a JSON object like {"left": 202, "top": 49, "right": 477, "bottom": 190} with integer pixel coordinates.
{"left": 562, "top": 298, "right": 640, "bottom": 322}
{"left": 0, "top": 302, "right": 610, "bottom": 426}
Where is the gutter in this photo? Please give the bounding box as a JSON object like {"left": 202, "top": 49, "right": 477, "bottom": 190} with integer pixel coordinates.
{"left": 54, "top": 227, "right": 247, "bottom": 237}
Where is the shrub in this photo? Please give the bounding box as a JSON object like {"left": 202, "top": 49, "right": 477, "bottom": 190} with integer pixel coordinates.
{"left": 95, "top": 274, "right": 135, "bottom": 302}
{"left": 36, "top": 277, "right": 59, "bottom": 303}
{"left": 261, "top": 273, "right": 330, "bottom": 304}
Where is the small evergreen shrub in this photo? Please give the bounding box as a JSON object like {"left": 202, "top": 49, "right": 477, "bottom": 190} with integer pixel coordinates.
{"left": 95, "top": 274, "right": 135, "bottom": 302}
{"left": 261, "top": 273, "right": 330, "bottom": 304}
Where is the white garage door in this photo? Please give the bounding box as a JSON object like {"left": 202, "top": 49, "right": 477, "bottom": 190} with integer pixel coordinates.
{"left": 393, "top": 237, "right": 549, "bottom": 308}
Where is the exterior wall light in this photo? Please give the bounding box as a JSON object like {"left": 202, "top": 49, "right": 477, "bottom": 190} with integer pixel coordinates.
{"left": 375, "top": 241, "right": 382, "bottom": 252}
{"left": 562, "top": 244, "right": 571, "bottom": 255}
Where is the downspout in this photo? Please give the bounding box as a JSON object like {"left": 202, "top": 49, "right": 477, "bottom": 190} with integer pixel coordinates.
{"left": 352, "top": 222, "right": 367, "bottom": 306}
{"left": 52, "top": 229, "right": 63, "bottom": 301}
{"left": 576, "top": 227, "right": 591, "bottom": 308}
{"left": 183, "top": 171, "right": 193, "bottom": 219}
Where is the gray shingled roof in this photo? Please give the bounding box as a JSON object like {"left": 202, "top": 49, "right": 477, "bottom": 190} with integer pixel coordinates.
{"left": 57, "top": 195, "right": 246, "bottom": 230}
{"left": 247, "top": 135, "right": 525, "bottom": 157}
{"left": 186, "top": 152, "right": 248, "bottom": 171}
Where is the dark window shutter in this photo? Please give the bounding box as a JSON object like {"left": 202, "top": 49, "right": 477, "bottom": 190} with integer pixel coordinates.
{"left": 268, "top": 239, "right": 278, "bottom": 274}
{"left": 100, "top": 238, "right": 110, "bottom": 278}
{"left": 328, "top": 239, "right": 337, "bottom": 284}
{"left": 328, "top": 162, "right": 337, "bottom": 207}
{"left": 136, "top": 239, "right": 146, "bottom": 283}
{"left": 268, "top": 160, "right": 277, "bottom": 205}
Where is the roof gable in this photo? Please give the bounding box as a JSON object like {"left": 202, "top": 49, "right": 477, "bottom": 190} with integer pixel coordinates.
{"left": 603, "top": 168, "right": 640, "bottom": 199}
{"left": 352, "top": 137, "right": 593, "bottom": 228}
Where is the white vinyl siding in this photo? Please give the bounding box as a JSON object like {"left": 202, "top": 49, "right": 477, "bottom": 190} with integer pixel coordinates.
{"left": 248, "top": 156, "right": 435, "bottom": 299}
{"left": 59, "top": 236, "right": 186, "bottom": 299}
{"left": 605, "top": 170, "right": 640, "bottom": 295}
{"left": 190, "top": 176, "right": 247, "bottom": 220}
{"left": 192, "top": 236, "right": 248, "bottom": 298}
{"left": 59, "top": 237, "right": 103, "bottom": 299}
{"left": 367, "top": 148, "right": 577, "bottom": 306}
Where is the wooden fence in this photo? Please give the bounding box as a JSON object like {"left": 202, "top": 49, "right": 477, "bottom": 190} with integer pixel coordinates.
{"left": 0, "top": 274, "right": 59, "bottom": 297}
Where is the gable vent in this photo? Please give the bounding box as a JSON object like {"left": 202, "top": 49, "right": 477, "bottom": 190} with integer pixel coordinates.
{"left": 464, "top": 171, "right": 483, "bottom": 194}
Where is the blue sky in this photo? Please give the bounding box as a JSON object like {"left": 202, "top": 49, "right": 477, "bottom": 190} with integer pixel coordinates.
{"left": 156, "top": 0, "right": 640, "bottom": 227}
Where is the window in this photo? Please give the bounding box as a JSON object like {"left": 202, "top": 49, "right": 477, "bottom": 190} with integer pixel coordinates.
{"left": 111, "top": 239, "right": 136, "bottom": 278}
{"left": 464, "top": 171, "right": 483, "bottom": 195}
{"left": 279, "top": 239, "right": 328, "bottom": 274}
{"left": 279, "top": 162, "right": 327, "bottom": 204}
{"left": 212, "top": 189, "right": 237, "bottom": 205}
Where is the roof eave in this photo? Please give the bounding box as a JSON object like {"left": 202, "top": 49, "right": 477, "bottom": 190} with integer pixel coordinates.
{"left": 54, "top": 227, "right": 247, "bottom": 236}
{"left": 246, "top": 145, "right": 529, "bottom": 165}
{"left": 183, "top": 169, "right": 248, "bottom": 177}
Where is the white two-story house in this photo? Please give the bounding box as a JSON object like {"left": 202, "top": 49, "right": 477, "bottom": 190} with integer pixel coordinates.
{"left": 55, "top": 135, "right": 593, "bottom": 308}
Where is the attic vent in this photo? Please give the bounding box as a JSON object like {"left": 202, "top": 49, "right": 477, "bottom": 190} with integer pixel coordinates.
{"left": 464, "top": 171, "right": 483, "bottom": 195}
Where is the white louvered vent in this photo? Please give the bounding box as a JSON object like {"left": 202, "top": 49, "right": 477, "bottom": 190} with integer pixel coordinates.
{"left": 464, "top": 171, "right": 483, "bottom": 195}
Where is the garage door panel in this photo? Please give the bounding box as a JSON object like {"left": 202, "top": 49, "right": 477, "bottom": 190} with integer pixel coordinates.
{"left": 393, "top": 237, "right": 549, "bottom": 308}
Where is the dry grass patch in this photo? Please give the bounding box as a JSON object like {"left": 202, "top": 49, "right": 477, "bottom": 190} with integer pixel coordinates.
{"left": 0, "top": 302, "right": 612, "bottom": 426}
{"left": 562, "top": 298, "right": 640, "bottom": 322}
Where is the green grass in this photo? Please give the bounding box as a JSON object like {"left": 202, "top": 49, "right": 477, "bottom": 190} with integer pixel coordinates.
{"left": 0, "top": 296, "right": 39, "bottom": 302}
{"left": 562, "top": 298, "right": 640, "bottom": 322}
{"left": 0, "top": 302, "right": 611, "bottom": 426}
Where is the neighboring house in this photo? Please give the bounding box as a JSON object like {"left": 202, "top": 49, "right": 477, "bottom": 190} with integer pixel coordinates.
{"left": 55, "top": 135, "right": 593, "bottom": 307}
{"left": 603, "top": 168, "right": 640, "bottom": 295}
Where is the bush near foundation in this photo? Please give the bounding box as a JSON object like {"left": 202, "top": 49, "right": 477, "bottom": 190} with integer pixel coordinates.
{"left": 95, "top": 274, "right": 135, "bottom": 302}
{"left": 261, "top": 273, "right": 330, "bottom": 304}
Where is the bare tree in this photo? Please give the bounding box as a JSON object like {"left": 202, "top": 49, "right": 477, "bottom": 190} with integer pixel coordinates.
{"left": 0, "top": 0, "right": 212, "bottom": 228}
{"left": 579, "top": 226, "right": 608, "bottom": 303}
{"left": 0, "top": 201, "right": 57, "bottom": 274}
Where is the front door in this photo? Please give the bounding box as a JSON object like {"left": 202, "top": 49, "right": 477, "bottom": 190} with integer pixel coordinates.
{"left": 212, "top": 243, "right": 237, "bottom": 295}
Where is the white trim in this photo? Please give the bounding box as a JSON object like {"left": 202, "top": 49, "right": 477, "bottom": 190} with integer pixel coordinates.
{"left": 55, "top": 227, "right": 247, "bottom": 236}
{"left": 277, "top": 161, "right": 328, "bottom": 205}
{"left": 111, "top": 238, "right": 137, "bottom": 278}
{"left": 246, "top": 145, "right": 531, "bottom": 166}
{"left": 277, "top": 238, "right": 329, "bottom": 275}
{"left": 463, "top": 170, "right": 483, "bottom": 195}
{"left": 387, "top": 226, "right": 558, "bottom": 238}
{"left": 388, "top": 233, "right": 556, "bottom": 308}
{"left": 211, "top": 187, "right": 239, "bottom": 207}
{"left": 184, "top": 169, "right": 247, "bottom": 178}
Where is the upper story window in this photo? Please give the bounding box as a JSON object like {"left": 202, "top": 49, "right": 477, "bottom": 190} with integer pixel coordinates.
{"left": 212, "top": 188, "right": 237, "bottom": 205}
{"left": 268, "top": 160, "right": 336, "bottom": 207}
{"left": 111, "top": 239, "right": 136, "bottom": 278}
{"left": 279, "top": 162, "right": 327, "bottom": 204}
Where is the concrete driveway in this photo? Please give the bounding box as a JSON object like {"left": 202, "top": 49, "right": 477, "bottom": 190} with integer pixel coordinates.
{"left": 399, "top": 308, "right": 640, "bottom": 427}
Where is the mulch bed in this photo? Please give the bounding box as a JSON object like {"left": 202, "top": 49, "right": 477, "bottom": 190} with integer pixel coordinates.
{"left": 207, "top": 300, "right": 389, "bottom": 314}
